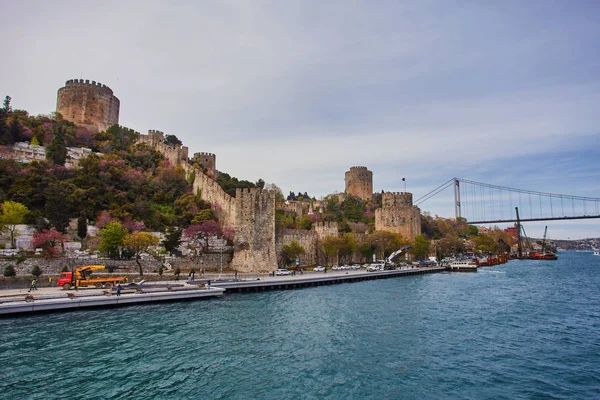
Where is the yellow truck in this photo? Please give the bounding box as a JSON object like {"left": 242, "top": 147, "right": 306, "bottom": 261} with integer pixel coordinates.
{"left": 57, "top": 265, "right": 125, "bottom": 290}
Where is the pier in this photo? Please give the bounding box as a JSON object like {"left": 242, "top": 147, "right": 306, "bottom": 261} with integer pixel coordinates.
{"left": 0, "top": 267, "right": 445, "bottom": 316}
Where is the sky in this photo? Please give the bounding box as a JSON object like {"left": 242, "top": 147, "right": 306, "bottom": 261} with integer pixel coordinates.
{"left": 1, "top": 0, "right": 599, "bottom": 239}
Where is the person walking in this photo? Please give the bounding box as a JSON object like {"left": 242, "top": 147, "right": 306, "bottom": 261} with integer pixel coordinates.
{"left": 207, "top": 280, "right": 211, "bottom": 289}
{"left": 116, "top": 283, "right": 122, "bottom": 297}
{"left": 28, "top": 279, "right": 37, "bottom": 292}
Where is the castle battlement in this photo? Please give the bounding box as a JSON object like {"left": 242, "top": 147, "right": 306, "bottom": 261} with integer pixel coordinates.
{"left": 194, "top": 152, "right": 215, "bottom": 157}
{"left": 64, "top": 79, "right": 114, "bottom": 95}
{"left": 57, "top": 78, "right": 120, "bottom": 131}
{"left": 345, "top": 166, "right": 373, "bottom": 201}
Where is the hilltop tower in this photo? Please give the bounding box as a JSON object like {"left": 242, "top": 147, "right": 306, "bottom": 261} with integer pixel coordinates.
{"left": 56, "top": 79, "right": 120, "bottom": 132}
{"left": 375, "top": 192, "right": 421, "bottom": 241}
{"left": 345, "top": 166, "right": 373, "bottom": 201}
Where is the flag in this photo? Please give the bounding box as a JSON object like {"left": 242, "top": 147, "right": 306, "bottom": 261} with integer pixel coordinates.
{"left": 402, "top": 178, "right": 406, "bottom": 181}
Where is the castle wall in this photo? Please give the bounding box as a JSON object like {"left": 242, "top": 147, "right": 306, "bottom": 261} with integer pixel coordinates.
{"left": 137, "top": 132, "right": 278, "bottom": 273}
{"left": 231, "top": 188, "right": 277, "bottom": 272}
{"left": 56, "top": 79, "right": 120, "bottom": 132}
{"left": 191, "top": 152, "right": 216, "bottom": 178}
{"left": 375, "top": 192, "right": 422, "bottom": 241}
{"left": 345, "top": 166, "right": 373, "bottom": 201}
{"left": 313, "top": 221, "right": 339, "bottom": 239}
{"left": 276, "top": 229, "right": 318, "bottom": 265}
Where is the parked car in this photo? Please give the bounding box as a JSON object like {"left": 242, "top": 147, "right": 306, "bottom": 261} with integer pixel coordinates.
{"left": 313, "top": 266, "right": 325, "bottom": 272}
{"left": 275, "top": 269, "right": 291, "bottom": 276}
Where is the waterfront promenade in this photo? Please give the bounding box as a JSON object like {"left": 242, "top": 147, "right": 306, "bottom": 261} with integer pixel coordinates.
{"left": 0, "top": 266, "right": 445, "bottom": 316}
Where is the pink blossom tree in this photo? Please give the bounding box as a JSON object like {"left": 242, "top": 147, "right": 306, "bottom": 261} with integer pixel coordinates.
{"left": 32, "top": 229, "right": 67, "bottom": 258}
{"left": 183, "top": 221, "right": 222, "bottom": 259}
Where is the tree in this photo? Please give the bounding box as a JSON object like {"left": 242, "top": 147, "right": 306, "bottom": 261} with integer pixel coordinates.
{"left": 98, "top": 221, "right": 128, "bottom": 258}
{"left": 163, "top": 134, "right": 182, "bottom": 147}
{"left": 31, "top": 265, "right": 42, "bottom": 278}
{"left": 411, "top": 235, "right": 431, "bottom": 260}
{"left": 162, "top": 227, "right": 182, "bottom": 255}
{"left": 3, "top": 96, "right": 11, "bottom": 112}
{"left": 44, "top": 181, "right": 72, "bottom": 233}
{"left": 124, "top": 231, "right": 160, "bottom": 276}
{"left": 183, "top": 221, "right": 222, "bottom": 259}
{"left": 77, "top": 211, "right": 88, "bottom": 242}
{"left": 366, "top": 231, "right": 404, "bottom": 260}
{"left": 0, "top": 200, "right": 29, "bottom": 248}
{"left": 31, "top": 229, "right": 66, "bottom": 258}
{"left": 319, "top": 236, "right": 342, "bottom": 266}
{"left": 280, "top": 240, "right": 305, "bottom": 266}
{"left": 298, "top": 216, "right": 313, "bottom": 230}
{"left": 342, "top": 195, "right": 365, "bottom": 222}
{"left": 46, "top": 124, "right": 68, "bottom": 165}
{"left": 3, "top": 265, "right": 16, "bottom": 278}
{"left": 191, "top": 208, "right": 216, "bottom": 224}
{"left": 338, "top": 233, "right": 357, "bottom": 264}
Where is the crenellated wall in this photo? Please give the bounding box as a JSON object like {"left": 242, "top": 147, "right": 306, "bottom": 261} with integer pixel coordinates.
{"left": 56, "top": 79, "right": 120, "bottom": 132}
{"left": 375, "top": 192, "right": 421, "bottom": 241}
{"left": 345, "top": 166, "right": 373, "bottom": 201}
{"left": 138, "top": 130, "right": 189, "bottom": 165}
{"left": 191, "top": 152, "right": 216, "bottom": 178}
{"left": 230, "top": 188, "right": 277, "bottom": 272}
{"left": 276, "top": 229, "right": 318, "bottom": 265}
{"left": 313, "top": 221, "right": 339, "bottom": 239}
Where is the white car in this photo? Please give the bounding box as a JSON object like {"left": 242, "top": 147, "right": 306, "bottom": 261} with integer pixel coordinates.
{"left": 313, "top": 266, "right": 325, "bottom": 272}
{"left": 275, "top": 269, "right": 291, "bottom": 276}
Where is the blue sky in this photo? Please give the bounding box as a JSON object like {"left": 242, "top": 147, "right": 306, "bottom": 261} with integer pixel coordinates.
{"left": 1, "top": 0, "right": 599, "bottom": 239}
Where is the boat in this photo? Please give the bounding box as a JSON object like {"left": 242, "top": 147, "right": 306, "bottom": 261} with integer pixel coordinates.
{"left": 593, "top": 249, "right": 599, "bottom": 256}
{"left": 448, "top": 260, "right": 478, "bottom": 272}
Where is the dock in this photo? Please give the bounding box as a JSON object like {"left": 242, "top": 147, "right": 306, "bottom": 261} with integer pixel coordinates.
{"left": 0, "top": 267, "right": 445, "bottom": 316}
{"left": 0, "top": 285, "right": 225, "bottom": 316}
{"left": 213, "top": 266, "right": 446, "bottom": 292}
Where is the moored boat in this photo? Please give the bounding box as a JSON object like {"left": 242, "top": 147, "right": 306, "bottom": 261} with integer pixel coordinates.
{"left": 448, "top": 260, "right": 478, "bottom": 272}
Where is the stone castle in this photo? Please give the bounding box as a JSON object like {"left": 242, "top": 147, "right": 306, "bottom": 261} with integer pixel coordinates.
{"left": 345, "top": 166, "right": 373, "bottom": 201}
{"left": 56, "top": 79, "right": 120, "bottom": 132}
{"left": 55, "top": 79, "right": 421, "bottom": 270}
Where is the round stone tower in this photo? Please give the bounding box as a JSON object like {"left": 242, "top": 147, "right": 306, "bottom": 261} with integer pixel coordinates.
{"left": 56, "top": 79, "right": 120, "bottom": 132}
{"left": 345, "top": 166, "right": 373, "bottom": 201}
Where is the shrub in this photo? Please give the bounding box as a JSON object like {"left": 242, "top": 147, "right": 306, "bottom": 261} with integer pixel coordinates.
{"left": 3, "top": 265, "right": 16, "bottom": 278}
{"left": 31, "top": 265, "right": 42, "bottom": 277}
{"left": 158, "top": 265, "right": 164, "bottom": 276}
{"left": 61, "top": 266, "right": 69, "bottom": 272}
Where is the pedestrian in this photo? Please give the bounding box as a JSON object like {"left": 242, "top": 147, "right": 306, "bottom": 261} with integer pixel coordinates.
{"left": 234, "top": 271, "right": 238, "bottom": 280}
{"left": 191, "top": 271, "right": 195, "bottom": 281}
{"left": 28, "top": 279, "right": 37, "bottom": 292}
{"left": 207, "top": 280, "right": 211, "bottom": 289}
{"left": 48, "top": 277, "right": 53, "bottom": 284}
{"left": 116, "top": 283, "right": 122, "bottom": 297}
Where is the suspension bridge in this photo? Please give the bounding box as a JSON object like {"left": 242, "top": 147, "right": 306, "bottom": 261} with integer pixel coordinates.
{"left": 415, "top": 178, "right": 600, "bottom": 224}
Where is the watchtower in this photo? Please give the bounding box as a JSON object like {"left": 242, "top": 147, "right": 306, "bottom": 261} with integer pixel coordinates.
{"left": 344, "top": 166, "right": 373, "bottom": 201}
{"left": 56, "top": 79, "right": 120, "bottom": 132}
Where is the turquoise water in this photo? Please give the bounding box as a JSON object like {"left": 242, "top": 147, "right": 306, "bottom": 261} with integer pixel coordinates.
{"left": 1, "top": 252, "right": 599, "bottom": 399}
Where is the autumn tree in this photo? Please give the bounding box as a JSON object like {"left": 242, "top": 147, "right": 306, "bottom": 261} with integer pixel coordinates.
{"left": 366, "top": 231, "right": 405, "bottom": 260}
{"left": 98, "top": 221, "right": 128, "bottom": 258}
{"left": 0, "top": 200, "right": 29, "bottom": 248}
{"left": 124, "top": 231, "right": 160, "bottom": 276}
{"left": 31, "top": 229, "right": 66, "bottom": 258}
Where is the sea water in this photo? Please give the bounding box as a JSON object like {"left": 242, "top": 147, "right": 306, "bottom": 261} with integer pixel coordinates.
{"left": 1, "top": 251, "right": 599, "bottom": 399}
